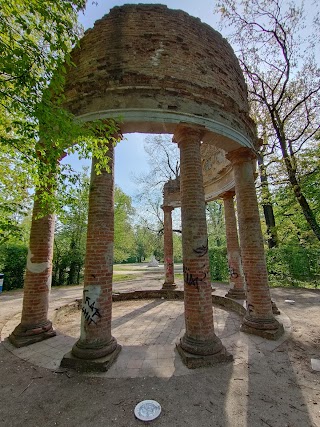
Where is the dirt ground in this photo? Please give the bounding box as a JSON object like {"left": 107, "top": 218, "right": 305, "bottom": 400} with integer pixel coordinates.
{"left": 1, "top": 282, "right": 320, "bottom": 427}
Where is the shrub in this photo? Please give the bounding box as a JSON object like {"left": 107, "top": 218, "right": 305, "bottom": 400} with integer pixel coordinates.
{"left": 266, "top": 246, "right": 320, "bottom": 286}
{"left": 208, "top": 247, "right": 228, "bottom": 281}
{"left": 0, "top": 243, "right": 28, "bottom": 290}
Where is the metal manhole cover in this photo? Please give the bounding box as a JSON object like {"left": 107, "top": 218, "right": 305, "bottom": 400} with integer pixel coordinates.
{"left": 134, "top": 400, "right": 162, "bottom": 421}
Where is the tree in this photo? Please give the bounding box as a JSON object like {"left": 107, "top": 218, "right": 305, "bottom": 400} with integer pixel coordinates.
{"left": 257, "top": 149, "right": 278, "bottom": 248}
{"left": 216, "top": 0, "right": 320, "bottom": 241}
{"left": 206, "top": 200, "right": 226, "bottom": 248}
{"left": 53, "top": 168, "right": 137, "bottom": 284}
{"left": 1, "top": 0, "right": 84, "bottom": 154}
{"left": 137, "top": 135, "right": 180, "bottom": 189}
{"left": 133, "top": 225, "right": 159, "bottom": 263}
{"left": 53, "top": 167, "right": 90, "bottom": 285}
{"left": 0, "top": 148, "right": 32, "bottom": 244}
{"left": 134, "top": 134, "right": 181, "bottom": 229}
{"left": 0, "top": 0, "right": 120, "bottom": 212}
{"left": 114, "top": 186, "right": 135, "bottom": 263}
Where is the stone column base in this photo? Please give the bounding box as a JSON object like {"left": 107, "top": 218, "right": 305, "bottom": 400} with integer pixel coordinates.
{"left": 225, "top": 288, "right": 246, "bottom": 300}
{"left": 176, "top": 334, "right": 233, "bottom": 368}
{"left": 162, "top": 282, "right": 177, "bottom": 290}
{"left": 176, "top": 343, "right": 233, "bottom": 369}
{"left": 71, "top": 336, "right": 119, "bottom": 360}
{"left": 8, "top": 321, "right": 56, "bottom": 348}
{"left": 241, "top": 316, "right": 284, "bottom": 340}
{"left": 61, "top": 344, "right": 121, "bottom": 372}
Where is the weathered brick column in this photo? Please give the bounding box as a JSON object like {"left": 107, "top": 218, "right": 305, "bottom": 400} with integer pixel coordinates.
{"left": 9, "top": 190, "right": 56, "bottom": 347}
{"left": 222, "top": 191, "right": 246, "bottom": 300}
{"left": 62, "top": 143, "right": 121, "bottom": 371}
{"left": 162, "top": 205, "right": 176, "bottom": 289}
{"left": 174, "top": 125, "right": 232, "bottom": 368}
{"left": 226, "top": 147, "right": 283, "bottom": 339}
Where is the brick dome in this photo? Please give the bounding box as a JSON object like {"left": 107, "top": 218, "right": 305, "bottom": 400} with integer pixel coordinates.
{"left": 63, "top": 4, "right": 256, "bottom": 150}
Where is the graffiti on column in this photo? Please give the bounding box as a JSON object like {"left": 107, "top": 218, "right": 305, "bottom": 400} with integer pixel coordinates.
{"left": 183, "top": 265, "right": 207, "bottom": 289}
{"left": 193, "top": 238, "right": 208, "bottom": 257}
{"left": 82, "top": 287, "right": 102, "bottom": 325}
{"left": 166, "top": 258, "right": 173, "bottom": 275}
{"left": 228, "top": 266, "right": 239, "bottom": 279}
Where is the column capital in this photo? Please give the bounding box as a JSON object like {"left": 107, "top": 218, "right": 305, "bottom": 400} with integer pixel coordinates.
{"left": 220, "top": 190, "right": 235, "bottom": 200}
{"left": 172, "top": 123, "right": 205, "bottom": 146}
{"left": 226, "top": 147, "right": 257, "bottom": 165}
{"left": 161, "top": 205, "right": 174, "bottom": 213}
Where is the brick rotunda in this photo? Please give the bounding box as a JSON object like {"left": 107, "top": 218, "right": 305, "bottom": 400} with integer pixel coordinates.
{"left": 9, "top": 4, "right": 284, "bottom": 370}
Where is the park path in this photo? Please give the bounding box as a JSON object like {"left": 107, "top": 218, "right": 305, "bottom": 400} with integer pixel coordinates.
{"left": 1, "top": 270, "right": 320, "bottom": 426}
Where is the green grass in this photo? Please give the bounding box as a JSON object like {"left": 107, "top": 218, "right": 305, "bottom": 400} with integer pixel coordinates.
{"left": 268, "top": 279, "right": 319, "bottom": 289}
{"left": 113, "top": 265, "right": 146, "bottom": 271}
{"left": 113, "top": 274, "right": 141, "bottom": 282}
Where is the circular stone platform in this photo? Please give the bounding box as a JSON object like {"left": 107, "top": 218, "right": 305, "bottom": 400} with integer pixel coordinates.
{"left": 2, "top": 298, "right": 291, "bottom": 378}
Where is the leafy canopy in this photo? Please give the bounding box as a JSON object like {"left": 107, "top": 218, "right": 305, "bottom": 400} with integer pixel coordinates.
{"left": 0, "top": 0, "right": 121, "bottom": 211}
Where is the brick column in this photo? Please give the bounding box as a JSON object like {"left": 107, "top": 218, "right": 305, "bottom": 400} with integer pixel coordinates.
{"left": 226, "top": 147, "right": 283, "bottom": 340}
{"left": 62, "top": 142, "right": 121, "bottom": 371}
{"left": 162, "top": 206, "right": 176, "bottom": 289}
{"left": 222, "top": 191, "right": 246, "bottom": 300}
{"left": 9, "top": 189, "right": 56, "bottom": 347}
{"left": 174, "top": 125, "right": 232, "bottom": 368}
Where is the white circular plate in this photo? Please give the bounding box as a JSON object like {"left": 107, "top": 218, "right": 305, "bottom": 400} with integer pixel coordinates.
{"left": 134, "top": 400, "right": 161, "bottom": 421}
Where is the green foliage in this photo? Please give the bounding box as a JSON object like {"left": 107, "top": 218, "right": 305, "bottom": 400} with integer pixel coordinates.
{"left": 173, "top": 232, "right": 182, "bottom": 263}
{"left": 52, "top": 169, "right": 137, "bottom": 284}
{"left": 208, "top": 247, "right": 228, "bottom": 282}
{"left": 0, "top": 0, "right": 85, "bottom": 154}
{"left": 0, "top": 147, "right": 32, "bottom": 245}
{"left": 53, "top": 167, "right": 89, "bottom": 286}
{"left": 132, "top": 225, "right": 160, "bottom": 263}
{"left": 266, "top": 246, "right": 320, "bottom": 287}
{"left": 273, "top": 184, "right": 320, "bottom": 248}
{"left": 0, "top": 243, "right": 28, "bottom": 290}
{"left": 0, "top": 0, "right": 121, "bottom": 217}
{"left": 206, "top": 201, "right": 226, "bottom": 248}
{"left": 114, "top": 186, "right": 135, "bottom": 263}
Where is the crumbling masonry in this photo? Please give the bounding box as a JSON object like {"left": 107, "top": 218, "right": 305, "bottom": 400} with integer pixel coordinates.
{"left": 9, "top": 4, "right": 284, "bottom": 370}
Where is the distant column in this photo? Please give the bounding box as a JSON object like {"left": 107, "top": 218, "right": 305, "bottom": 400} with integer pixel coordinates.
{"left": 226, "top": 147, "right": 283, "bottom": 340}
{"left": 9, "top": 189, "right": 56, "bottom": 347}
{"left": 62, "top": 142, "right": 121, "bottom": 371}
{"left": 174, "top": 124, "right": 232, "bottom": 368}
{"left": 222, "top": 191, "right": 246, "bottom": 300}
{"left": 162, "top": 206, "right": 176, "bottom": 289}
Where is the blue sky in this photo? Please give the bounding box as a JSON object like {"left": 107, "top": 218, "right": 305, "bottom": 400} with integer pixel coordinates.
{"left": 64, "top": 1, "right": 221, "bottom": 198}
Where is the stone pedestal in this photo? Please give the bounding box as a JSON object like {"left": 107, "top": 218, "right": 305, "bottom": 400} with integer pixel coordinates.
{"left": 226, "top": 148, "right": 283, "bottom": 340}
{"left": 63, "top": 143, "right": 120, "bottom": 370}
{"left": 222, "top": 191, "right": 246, "bottom": 300}
{"left": 9, "top": 190, "right": 56, "bottom": 347}
{"left": 174, "top": 125, "right": 232, "bottom": 367}
{"left": 162, "top": 206, "right": 176, "bottom": 289}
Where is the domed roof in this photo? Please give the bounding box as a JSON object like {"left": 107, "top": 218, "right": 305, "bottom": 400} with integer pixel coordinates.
{"left": 63, "top": 4, "right": 256, "bottom": 150}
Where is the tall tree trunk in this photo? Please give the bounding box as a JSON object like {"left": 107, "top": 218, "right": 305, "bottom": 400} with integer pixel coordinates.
{"left": 279, "top": 141, "right": 320, "bottom": 242}
{"left": 257, "top": 153, "right": 278, "bottom": 248}
{"left": 68, "top": 261, "right": 78, "bottom": 285}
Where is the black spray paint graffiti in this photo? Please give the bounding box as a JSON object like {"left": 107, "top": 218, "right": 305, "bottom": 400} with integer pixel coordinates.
{"left": 183, "top": 265, "right": 207, "bottom": 289}
{"left": 82, "top": 290, "right": 102, "bottom": 325}
{"left": 228, "top": 266, "right": 239, "bottom": 279}
{"left": 193, "top": 238, "right": 208, "bottom": 257}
